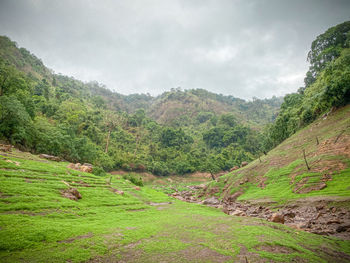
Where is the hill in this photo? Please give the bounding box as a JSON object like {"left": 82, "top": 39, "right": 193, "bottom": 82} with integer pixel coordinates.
{"left": 0, "top": 35, "right": 277, "bottom": 176}
{"left": 1, "top": 149, "right": 350, "bottom": 262}
{"left": 191, "top": 104, "right": 350, "bottom": 239}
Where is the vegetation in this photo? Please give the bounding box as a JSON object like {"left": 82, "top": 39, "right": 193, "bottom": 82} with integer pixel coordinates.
{"left": 262, "top": 21, "right": 350, "bottom": 151}
{"left": 0, "top": 36, "right": 280, "bottom": 176}
{"left": 1, "top": 151, "right": 349, "bottom": 262}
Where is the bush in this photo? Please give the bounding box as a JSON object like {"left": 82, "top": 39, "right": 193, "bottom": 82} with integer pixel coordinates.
{"left": 92, "top": 166, "right": 107, "bottom": 177}
{"left": 122, "top": 173, "right": 143, "bottom": 186}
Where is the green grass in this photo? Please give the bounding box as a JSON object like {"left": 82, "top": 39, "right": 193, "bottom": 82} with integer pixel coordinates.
{"left": 1, "top": 153, "right": 350, "bottom": 262}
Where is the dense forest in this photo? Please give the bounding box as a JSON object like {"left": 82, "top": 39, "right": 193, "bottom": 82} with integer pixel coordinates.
{"left": 0, "top": 21, "right": 349, "bottom": 176}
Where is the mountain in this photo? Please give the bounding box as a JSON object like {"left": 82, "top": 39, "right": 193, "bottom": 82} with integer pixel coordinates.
{"left": 0, "top": 35, "right": 273, "bottom": 175}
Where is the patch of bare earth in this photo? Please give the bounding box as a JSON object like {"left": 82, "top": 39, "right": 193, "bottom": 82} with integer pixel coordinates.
{"left": 58, "top": 232, "right": 93, "bottom": 243}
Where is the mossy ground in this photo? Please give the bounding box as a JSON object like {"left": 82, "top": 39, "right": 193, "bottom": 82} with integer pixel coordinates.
{"left": 1, "top": 151, "right": 350, "bottom": 262}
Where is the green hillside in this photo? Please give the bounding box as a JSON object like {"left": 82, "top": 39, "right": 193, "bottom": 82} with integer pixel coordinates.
{"left": 1, "top": 150, "right": 350, "bottom": 262}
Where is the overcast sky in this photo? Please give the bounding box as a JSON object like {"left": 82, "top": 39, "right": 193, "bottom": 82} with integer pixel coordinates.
{"left": 0, "top": 0, "right": 349, "bottom": 99}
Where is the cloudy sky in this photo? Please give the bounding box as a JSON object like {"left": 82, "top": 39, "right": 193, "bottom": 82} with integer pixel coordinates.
{"left": 0, "top": 0, "right": 349, "bottom": 99}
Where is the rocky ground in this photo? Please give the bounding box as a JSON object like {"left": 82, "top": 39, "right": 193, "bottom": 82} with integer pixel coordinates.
{"left": 171, "top": 185, "right": 350, "bottom": 240}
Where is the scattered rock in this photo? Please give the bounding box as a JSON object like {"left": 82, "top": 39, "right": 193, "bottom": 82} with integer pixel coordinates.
{"left": 5, "top": 159, "right": 20, "bottom": 166}
{"left": 270, "top": 213, "right": 285, "bottom": 224}
{"left": 61, "top": 188, "right": 82, "bottom": 201}
{"left": 39, "top": 154, "right": 61, "bottom": 162}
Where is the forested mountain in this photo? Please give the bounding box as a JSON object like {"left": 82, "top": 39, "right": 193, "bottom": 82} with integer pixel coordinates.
{"left": 0, "top": 35, "right": 278, "bottom": 176}
{"left": 0, "top": 21, "right": 349, "bottom": 177}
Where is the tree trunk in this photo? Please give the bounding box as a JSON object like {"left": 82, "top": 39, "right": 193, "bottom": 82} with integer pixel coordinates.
{"left": 105, "top": 129, "right": 111, "bottom": 153}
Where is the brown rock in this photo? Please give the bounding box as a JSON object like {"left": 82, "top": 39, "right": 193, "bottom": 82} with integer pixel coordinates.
{"left": 61, "top": 188, "right": 82, "bottom": 201}
{"left": 231, "top": 210, "right": 246, "bottom": 216}
{"left": 0, "top": 144, "right": 12, "bottom": 152}
{"left": 39, "top": 154, "right": 61, "bottom": 162}
{"left": 241, "top": 161, "right": 248, "bottom": 167}
{"left": 74, "top": 163, "right": 82, "bottom": 169}
{"left": 270, "top": 213, "right": 285, "bottom": 224}
{"left": 80, "top": 165, "right": 93, "bottom": 173}
{"left": 230, "top": 166, "right": 240, "bottom": 172}
{"left": 67, "top": 163, "right": 75, "bottom": 169}
{"left": 134, "top": 186, "right": 141, "bottom": 191}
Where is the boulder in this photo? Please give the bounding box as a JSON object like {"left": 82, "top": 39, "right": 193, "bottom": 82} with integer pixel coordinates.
{"left": 80, "top": 165, "right": 93, "bottom": 173}
{"left": 203, "top": 196, "right": 220, "bottom": 206}
{"left": 61, "top": 188, "right": 82, "bottom": 201}
{"left": 230, "top": 166, "right": 239, "bottom": 172}
{"left": 39, "top": 154, "right": 61, "bottom": 162}
{"left": 241, "top": 161, "right": 248, "bottom": 167}
{"left": 74, "top": 163, "right": 82, "bottom": 169}
{"left": 0, "top": 144, "right": 12, "bottom": 152}
{"left": 230, "top": 210, "right": 246, "bottom": 216}
{"left": 270, "top": 213, "right": 285, "bottom": 224}
{"left": 83, "top": 163, "right": 93, "bottom": 167}
{"left": 67, "top": 163, "right": 76, "bottom": 169}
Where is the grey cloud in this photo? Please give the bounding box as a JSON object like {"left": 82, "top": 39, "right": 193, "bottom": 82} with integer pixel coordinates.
{"left": 0, "top": 0, "right": 349, "bottom": 99}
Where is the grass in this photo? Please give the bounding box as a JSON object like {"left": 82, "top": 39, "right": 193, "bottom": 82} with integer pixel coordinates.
{"left": 206, "top": 105, "right": 350, "bottom": 206}
{"left": 1, "top": 152, "right": 350, "bottom": 262}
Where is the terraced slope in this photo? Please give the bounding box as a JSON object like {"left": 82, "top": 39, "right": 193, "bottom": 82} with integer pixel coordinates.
{"left": 198, "top": 105, "right": 350, "bottom": 238}
{"left": 1, "top": 150, "right": 350, "bottom": 262}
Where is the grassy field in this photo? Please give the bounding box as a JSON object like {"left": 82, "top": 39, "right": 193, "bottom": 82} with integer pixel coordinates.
{"left": 1, "top": 151, "right": 350, "bottom": 262}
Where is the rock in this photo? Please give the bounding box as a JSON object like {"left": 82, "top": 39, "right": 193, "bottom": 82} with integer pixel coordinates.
{"left": 67, "top": 163, "right": 75, "bottom": 169}
{"left": 134, "top": 186, "right": 141, "bottom": 191}
{"left": 270, "top": 213, "right": 285, "bottom": 224}
{"left": 61, "top": 188, "right": 82, "bottom": 201}
{"left": 39, "top": 154, "right": 61, "bottom": 162}
{"left": 336, "top": 224, "right": 350, "bottom": 233}
{"left": 111, "top": 188, "right": 124, "bottom": 195}
{"left": 230, "top": 210, "right": 246, "bottom": 216}
{"left": 241, "top": 161, "right": 248, "bottom": 167}
{"left": 230, "top": 166, "right": 239, "bottom": 172}
{"left": 83, "top": 163, "right": 93, "bottom": 167}
{"left": 0, "top": 144, "right": 12, "bottom": 152}
{"left": 80, "top": 165, "right": 93, "bottom": 173}
{"left": 203, "top": 196, "right": 220, "bottom": 205}
{"left": 74, "top": 163, "right": 82, "bottom": 169}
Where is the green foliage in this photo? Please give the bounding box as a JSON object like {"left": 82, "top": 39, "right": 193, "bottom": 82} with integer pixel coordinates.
{"left": 92, "top": 166, "right": 107, "bottom": 177}
{"left": 263, "top": 21, "right": 350, "bottom": 152}
{"left": 122, "top": 173, "right": 144, "bottom": 186}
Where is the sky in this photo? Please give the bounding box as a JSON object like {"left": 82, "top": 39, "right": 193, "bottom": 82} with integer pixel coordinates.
{"left": 0, "top": 0, "right": 349, "bottom": 100}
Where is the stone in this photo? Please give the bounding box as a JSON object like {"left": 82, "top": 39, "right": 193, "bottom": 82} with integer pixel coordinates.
{"left": 39, "top": 154, "right": 61, "bottom": 162}
{"left": 134, "top": 186, "right": 141, "bottom": 191}
{"left": 203, "top": 196, "right": 220, "bottom": 205}
{"left": 231, "top": 210, "right": 246, "bottom": 216}
{"left": 241, "top": 161, "right": 248, "bottom": 167}
{"left": 270, "top": 213, "right": 285, "bottom": 224}
{"left": 67, "top": 163, "right": 75, "bottom": 169}
{"left": 0, "top": 144, "right": 12, "bottom": 152}
{"left": 61, "top": 188, "right": 82, "bottom": 201}
{"left": 230, "top": 166, "right": 239, "bottom": 172}
{"left": 80, "top": 165, "right": 93, "bottom": 173}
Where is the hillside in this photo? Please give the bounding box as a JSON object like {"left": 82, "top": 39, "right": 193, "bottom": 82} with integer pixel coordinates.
{"left": 1, "top": 150, "right": 350, "bottom": 262}
{"left": 190, "top": 104, "right": 350, "bottom": 238}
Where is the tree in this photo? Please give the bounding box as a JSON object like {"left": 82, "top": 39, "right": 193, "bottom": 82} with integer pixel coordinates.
{"left": 305, "top": 21, "right": 350, "bottom": 87}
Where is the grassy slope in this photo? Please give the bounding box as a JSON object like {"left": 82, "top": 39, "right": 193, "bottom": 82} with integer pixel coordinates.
{"left": 1, "top": 151, "right": 350, "bottom": 262}
{"left": 206, "top": 105, "right": 350, "bottom": 204}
